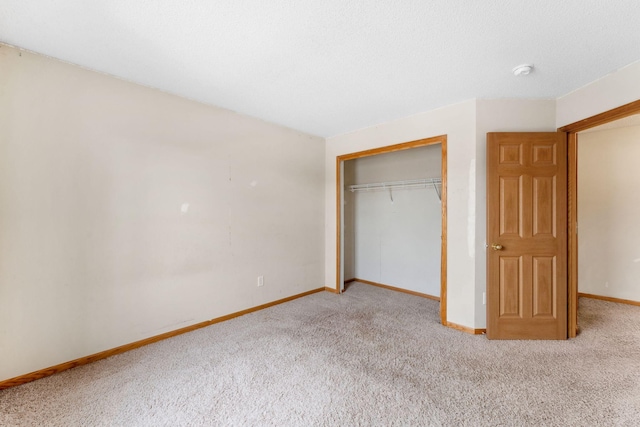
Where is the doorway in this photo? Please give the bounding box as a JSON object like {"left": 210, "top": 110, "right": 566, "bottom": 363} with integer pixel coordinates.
{"left": 560, "top": 99, "right": 640, "bottom": 337}
{"left": 576, "top": 116, "right": 640, "bottom": 306}
{"left": 335, "top": 135, "right": 448, "bottom": 325}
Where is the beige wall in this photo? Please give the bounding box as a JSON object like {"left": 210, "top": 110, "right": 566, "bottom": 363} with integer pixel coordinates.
{"left": 578, "top": 125, "right": 640, "bottom": 301}
{"left": 0, "top": 45, "right": 325, "bottom": 382}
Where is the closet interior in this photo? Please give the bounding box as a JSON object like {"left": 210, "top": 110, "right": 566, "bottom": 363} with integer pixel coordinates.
{"left": 343, "top": 144, "right": 442, "bottom": 298}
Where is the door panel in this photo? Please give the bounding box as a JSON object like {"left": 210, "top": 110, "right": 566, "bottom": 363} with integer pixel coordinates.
{"left": 499, "top": 256, "right": 522, "bottom": 317}
{"left": 500, "top": 177, "right": 522, "bottom": 237}
{"left": 532, "top": 256, "right": 555, "bottom": 317}
{"left": 487, "top": 132, "right": 567, "bottom": 340}
{"left": 533, "top": 176, "right": 555, "bottom": 236}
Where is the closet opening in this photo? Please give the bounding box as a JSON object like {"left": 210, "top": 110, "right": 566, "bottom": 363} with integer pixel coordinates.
{"left": 335, "top": 135, "right": 447, "bottom": 326}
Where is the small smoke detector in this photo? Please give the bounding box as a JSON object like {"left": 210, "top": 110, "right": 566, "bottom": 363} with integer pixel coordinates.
{"left": 512, "top": 64, "right": 534, "bottom": 76}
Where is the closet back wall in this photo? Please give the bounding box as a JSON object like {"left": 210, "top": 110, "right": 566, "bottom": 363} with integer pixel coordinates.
{"left": 344, "top": 145, "right": 442, "bottom": 297}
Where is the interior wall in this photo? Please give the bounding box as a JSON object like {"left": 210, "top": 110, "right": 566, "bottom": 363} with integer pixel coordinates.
{"left": 556, "top": 60, "right": 640, "bottom": 128}
{"left": 0, "top": 45, "right": 325, "bottom": 382}
{"left": 577, "top": 125, "right": 640, "bottom": 301}
{"left": 326, "top": 100, "right": 477, "bottom": 328}
{"left": 344, "top": 146, "right": 442, "bottom": 296}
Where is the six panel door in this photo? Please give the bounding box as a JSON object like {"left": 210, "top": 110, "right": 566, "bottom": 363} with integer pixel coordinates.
{"left": 486, "top": 132, "right": 567, "bottom": 340}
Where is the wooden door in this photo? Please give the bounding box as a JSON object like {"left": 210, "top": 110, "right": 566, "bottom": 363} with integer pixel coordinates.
{"left": 486, "top": 132, "right": 567, "bottom": 340}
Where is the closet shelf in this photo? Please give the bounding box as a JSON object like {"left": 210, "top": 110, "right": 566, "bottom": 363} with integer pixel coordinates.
{"left": 348, "top": 178, "right": 442, "bottom": 200}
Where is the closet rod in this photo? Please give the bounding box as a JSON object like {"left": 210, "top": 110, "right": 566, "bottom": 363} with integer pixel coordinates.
{"left": 348, "top": 178, "right": 442, "bottom": 193}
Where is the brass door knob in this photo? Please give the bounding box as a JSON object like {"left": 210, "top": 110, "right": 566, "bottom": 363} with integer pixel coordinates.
{"left": 491, "top": 244, "right": 503, "bottom": 251}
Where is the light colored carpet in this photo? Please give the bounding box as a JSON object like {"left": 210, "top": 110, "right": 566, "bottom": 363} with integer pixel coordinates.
{"left": 1, "top": 282, "right": 639, "bottom": 426}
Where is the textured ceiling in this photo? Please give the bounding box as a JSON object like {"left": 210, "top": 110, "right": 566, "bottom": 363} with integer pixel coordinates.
{"left": 1, "top": 1, "right": 640, "bottom": 137}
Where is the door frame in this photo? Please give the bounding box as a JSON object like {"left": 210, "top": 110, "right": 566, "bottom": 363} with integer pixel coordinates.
{"left": 559, "top": 99, "right": 640, "bottom": 338}
{"left": 335, "top": 135, "right": 448, "bottom": 326}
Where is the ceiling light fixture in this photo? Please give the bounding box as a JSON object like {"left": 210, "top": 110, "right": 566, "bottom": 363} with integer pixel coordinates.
{"left": 512, "top": 64, "right": 534, "bottom": 76}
